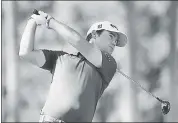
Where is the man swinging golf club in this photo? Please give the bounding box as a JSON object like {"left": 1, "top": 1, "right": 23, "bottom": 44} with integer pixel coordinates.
{"left": 19, "top": 10, "right": 126, "bottom": 122}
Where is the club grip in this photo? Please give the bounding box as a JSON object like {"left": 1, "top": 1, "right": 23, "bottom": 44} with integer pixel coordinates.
{"left": 33, "top": 9, "right": 40, "bottom": 15}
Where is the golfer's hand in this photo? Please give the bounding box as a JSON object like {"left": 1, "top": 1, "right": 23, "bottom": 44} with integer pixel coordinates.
{"left": 30, "top": 11, "right": 48, "bottom": 26}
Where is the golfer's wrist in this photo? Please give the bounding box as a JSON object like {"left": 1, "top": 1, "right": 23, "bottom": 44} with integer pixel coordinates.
{"left": 27, "top": 17, "right": 36, "bottom": 24}
{"left": 27, "top": 18, "right": 37, "bottom": 27}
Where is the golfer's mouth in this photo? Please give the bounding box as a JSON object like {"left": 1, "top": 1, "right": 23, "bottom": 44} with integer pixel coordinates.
{"left": 109, "top": 46, "right": 114, "bottom": 50}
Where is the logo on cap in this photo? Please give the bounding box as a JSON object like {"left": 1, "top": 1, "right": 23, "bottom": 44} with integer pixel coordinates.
{"left": 98, "top": 24, "right": 102, "bottom": 29}
{"left": 110, "top": 24, "right": 118, "bottom": 30}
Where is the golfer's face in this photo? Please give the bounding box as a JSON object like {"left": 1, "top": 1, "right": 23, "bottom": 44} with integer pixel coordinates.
{"left": 96, "top": 30, "right": 118, "bottom": 54}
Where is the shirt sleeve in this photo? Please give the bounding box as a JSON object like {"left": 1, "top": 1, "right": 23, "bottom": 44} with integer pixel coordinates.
{"left": 97, "top": 51, "right": 117, "bottom": 91}
{"left": 40, "top": 50, "right": 67, "bottom": 73}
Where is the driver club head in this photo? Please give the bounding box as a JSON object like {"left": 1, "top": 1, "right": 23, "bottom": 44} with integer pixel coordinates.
{"left": 161, "top": 101, "right": 170, "bottom": 115}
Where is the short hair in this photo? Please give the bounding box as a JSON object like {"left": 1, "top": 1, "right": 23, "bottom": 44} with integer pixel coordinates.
{"left": 86, "top": 29, "right": 104, "bottom": 42}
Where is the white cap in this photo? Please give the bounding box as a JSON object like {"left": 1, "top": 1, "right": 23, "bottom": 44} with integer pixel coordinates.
{"left": 87, "top": 21, "right": 127, "bottom": 47}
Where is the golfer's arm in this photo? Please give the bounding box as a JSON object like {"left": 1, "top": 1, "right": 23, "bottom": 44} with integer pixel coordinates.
{"left": 19, "top": 19, "right": 45, "bottom": 67}
{"left": 49, "top": 19, "right": 102, "bottom": 68}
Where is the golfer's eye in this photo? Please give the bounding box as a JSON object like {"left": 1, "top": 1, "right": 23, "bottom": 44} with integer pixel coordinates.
{"left": 109, "top": 34, "right": 114, "bottom": 39}
{"left": 114, "top": 39, "right": 117, "bottom": 43}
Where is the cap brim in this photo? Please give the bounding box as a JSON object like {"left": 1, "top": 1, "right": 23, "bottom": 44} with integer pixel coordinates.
{"left": 116, "top": 32, "right": 127, "bottom": 47}
{"left": 106, "top": 29, "right": 127, "bottom": 47}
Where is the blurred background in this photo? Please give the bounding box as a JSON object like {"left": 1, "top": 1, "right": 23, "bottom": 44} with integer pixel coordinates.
{"left": 1, "top": 1, "right": 178, "bottom": 122}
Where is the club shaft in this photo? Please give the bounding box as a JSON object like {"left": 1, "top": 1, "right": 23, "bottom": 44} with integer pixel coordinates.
{"left": 117, "top": 70, "right": 162, "bottom": 103}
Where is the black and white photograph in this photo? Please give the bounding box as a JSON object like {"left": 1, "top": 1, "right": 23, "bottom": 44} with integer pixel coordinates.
{"left": 1, "top": 1, "right": 178, "bottom": 122}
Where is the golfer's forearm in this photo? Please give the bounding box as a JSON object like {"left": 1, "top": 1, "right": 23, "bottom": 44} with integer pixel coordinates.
{"left": 19, "top": 19, "right": 37, "bottom": 56}
{"left": 49, "top": 18, "right": 81, "bottom": 46}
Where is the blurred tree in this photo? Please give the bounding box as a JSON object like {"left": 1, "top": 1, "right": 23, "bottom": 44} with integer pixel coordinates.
{"left": 145, "top": 66, "right": 162, "bottom": 92}
{"left": 166, "top": 1, "right": 178, "bottom": 122}
{"left": 3, "top": 1, "right": 19, "bottom": 122}
{"left": 131, "top": 2, "right": 174, "bottom": 121}
{"left": 150, "top": 15, "right": 161, "bottom": 35}
{"left": 124, "top": 1, "right": 141, "bottom": 121}
{"left": 2, "top": 3, "right": 7, "bottom": 122}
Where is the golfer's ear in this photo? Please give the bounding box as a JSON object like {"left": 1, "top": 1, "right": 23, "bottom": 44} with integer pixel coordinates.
{"left": 91, "top": 30, "right": 97, "bottom": 39}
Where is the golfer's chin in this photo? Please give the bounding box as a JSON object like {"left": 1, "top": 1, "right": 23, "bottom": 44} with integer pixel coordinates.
{"left": 107, "top": 47, "right": 114, "bottom": 54}
{"left": 99, "top": 46, "right": 113, "bottom": 54}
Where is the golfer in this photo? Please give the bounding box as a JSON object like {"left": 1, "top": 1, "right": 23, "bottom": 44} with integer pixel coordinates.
{"left": 19, "top": 11, "right": 127, "bottom": 122}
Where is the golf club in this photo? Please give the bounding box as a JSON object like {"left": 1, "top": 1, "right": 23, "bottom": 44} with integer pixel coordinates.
{"left": 117, "top": 69, "right": 170, "bottom": 115}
